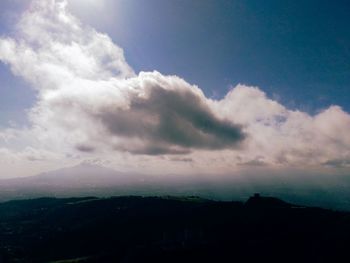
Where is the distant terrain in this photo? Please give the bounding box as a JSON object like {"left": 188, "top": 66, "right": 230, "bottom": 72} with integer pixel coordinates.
{"left": 1, "top": 163, "right": 350, "bottom": 211}
{"left": 0, "top": 194, "right": 349, "bottom": 262}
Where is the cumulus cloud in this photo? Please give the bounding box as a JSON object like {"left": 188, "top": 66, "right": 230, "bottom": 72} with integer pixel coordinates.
{"left": 213, "top": 86, "right": 350, "bottom": 167}
{"left": 95, "top": 73, "right": 245, "bottom": 154}
{"left": 0, "top": 0, "right": 350, "bottom": 176}
{"left": 0, "top": 0, "right": 244, "bottom": 156}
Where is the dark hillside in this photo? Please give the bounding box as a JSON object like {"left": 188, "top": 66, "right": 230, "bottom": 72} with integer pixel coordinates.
{"left": 0, "top": 195, "right": 349, "bottom": 262}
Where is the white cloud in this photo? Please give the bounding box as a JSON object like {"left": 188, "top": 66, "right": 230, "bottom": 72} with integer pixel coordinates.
{"left": 0, "top": 0, "right": 350, "bottom": 177}
{"left": 212, "top": 86, "right": 350, "bottom": 168}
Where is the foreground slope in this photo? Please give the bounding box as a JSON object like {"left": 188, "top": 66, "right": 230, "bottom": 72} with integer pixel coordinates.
{"left": 0, "top": 195, "right": 349, "bottom": 262}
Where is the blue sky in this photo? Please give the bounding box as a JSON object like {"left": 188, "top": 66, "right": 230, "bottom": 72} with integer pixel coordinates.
{"left": 96, "top": 0, "right": 350, "bottom": 111}
{"left": 1, "top": 0, "right": 350, "bottom": 128}
{"left": 0, "top": 0, "right": 32, "bottom": 127}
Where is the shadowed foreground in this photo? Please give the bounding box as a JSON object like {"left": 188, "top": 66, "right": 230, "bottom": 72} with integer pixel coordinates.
{"left": 0, "top": 195, "right": 349, "bottom": 262}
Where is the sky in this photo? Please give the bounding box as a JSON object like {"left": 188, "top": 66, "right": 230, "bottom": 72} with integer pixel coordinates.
{"left": 71, "top": 0, "right": 350, "bottom": 111}
{"left": 0, "top": 0, "right": 350, "bottom": 179}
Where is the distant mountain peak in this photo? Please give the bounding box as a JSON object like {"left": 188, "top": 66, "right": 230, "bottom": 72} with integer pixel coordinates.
{"left": 46, "top": 162, "right": 119, "bottom": 176}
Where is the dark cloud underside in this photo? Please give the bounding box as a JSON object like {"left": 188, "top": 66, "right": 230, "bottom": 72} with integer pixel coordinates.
{"left": 97, "top": 86, "right": 245, "bottom": 154}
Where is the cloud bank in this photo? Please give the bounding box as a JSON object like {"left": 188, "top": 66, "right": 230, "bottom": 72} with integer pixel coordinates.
{"left": 1, "top": 0, "right": 350, "bottom": 176}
